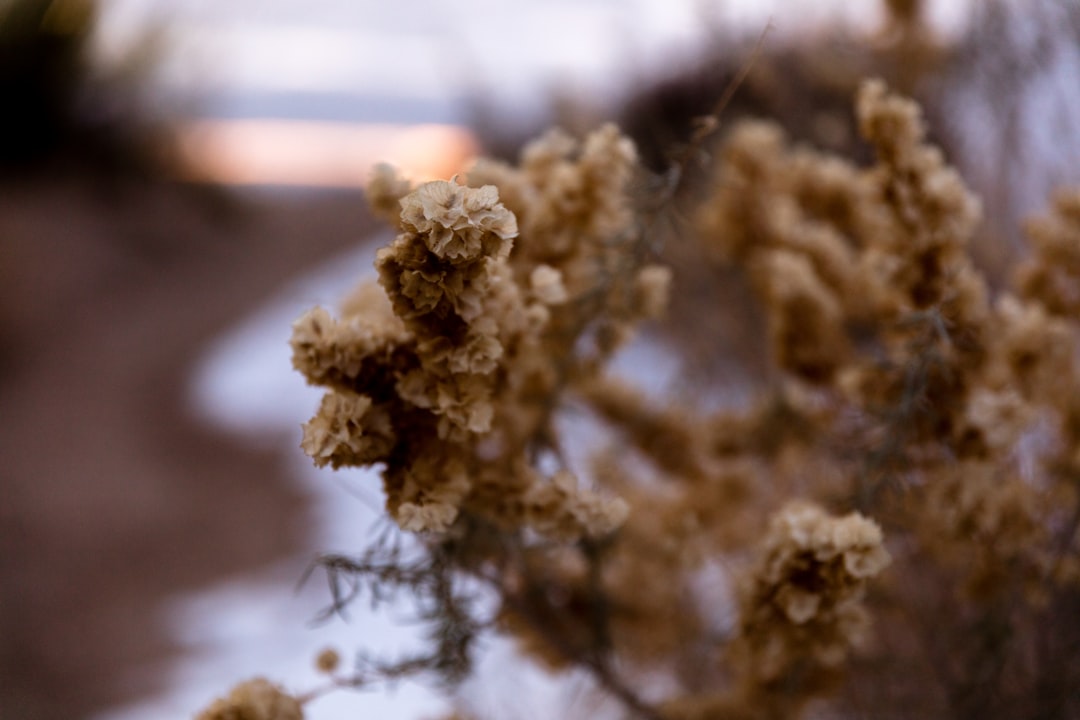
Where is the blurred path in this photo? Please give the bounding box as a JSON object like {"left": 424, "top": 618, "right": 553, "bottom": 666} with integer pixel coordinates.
{"left": 0, "top": 180, "right": 376, "bottom": 719}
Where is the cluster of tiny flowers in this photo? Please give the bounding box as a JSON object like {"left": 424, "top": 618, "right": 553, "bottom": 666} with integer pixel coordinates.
{"left": 291, "top": 126, "right": 660, "bottom": 539}
{"left": 734, "top": 502, "right": 891, "bottom": 684}
{"left": 195, "top": 678, "right": 304, "bottom": 720}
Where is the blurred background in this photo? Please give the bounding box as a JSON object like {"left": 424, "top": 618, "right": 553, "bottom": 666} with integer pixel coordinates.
{"left": 2, "top": 0, "right": 1079, "bottom": 718}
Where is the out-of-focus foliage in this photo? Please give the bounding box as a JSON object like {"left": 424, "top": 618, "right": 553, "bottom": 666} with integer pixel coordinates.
{"left": 0, "top": 0, "right": 169, "bottom": 178}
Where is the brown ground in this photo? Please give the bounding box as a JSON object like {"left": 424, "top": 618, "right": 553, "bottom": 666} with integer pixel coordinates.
{"left": 0, "top": 177, "right": 377, "bottom": 720}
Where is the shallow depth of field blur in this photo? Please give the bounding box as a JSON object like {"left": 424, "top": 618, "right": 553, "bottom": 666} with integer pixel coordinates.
{"left": 2, "top": 1, "right": 1079, "bottom": 719}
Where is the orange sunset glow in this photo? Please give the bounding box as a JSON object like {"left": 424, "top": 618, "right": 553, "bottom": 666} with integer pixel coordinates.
{"left": 176, "top": 121, "right": 480, "bottom": 187}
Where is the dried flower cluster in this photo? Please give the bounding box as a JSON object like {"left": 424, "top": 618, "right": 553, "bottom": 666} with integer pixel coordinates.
{"left": 733, "top": 503, "right": 889, "bottom": 697}
{"left": 291, "top": 125, "right": 665, "bottom": 540}
{"left": 196, "top": 678, "right": 303, "bottom": 720}
{"left": 673, "top": 79, "right": 1080, "bottom": 716}
{"left": 200, "top": 73, "right": 1080, "bottom": 720}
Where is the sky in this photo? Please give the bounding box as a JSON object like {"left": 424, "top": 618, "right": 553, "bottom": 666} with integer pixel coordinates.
{"left": 93, "top": 0, "right": 974, "bottom": 125}
{"left": 88, "top": 0, "right": 972, "bottom": 186}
